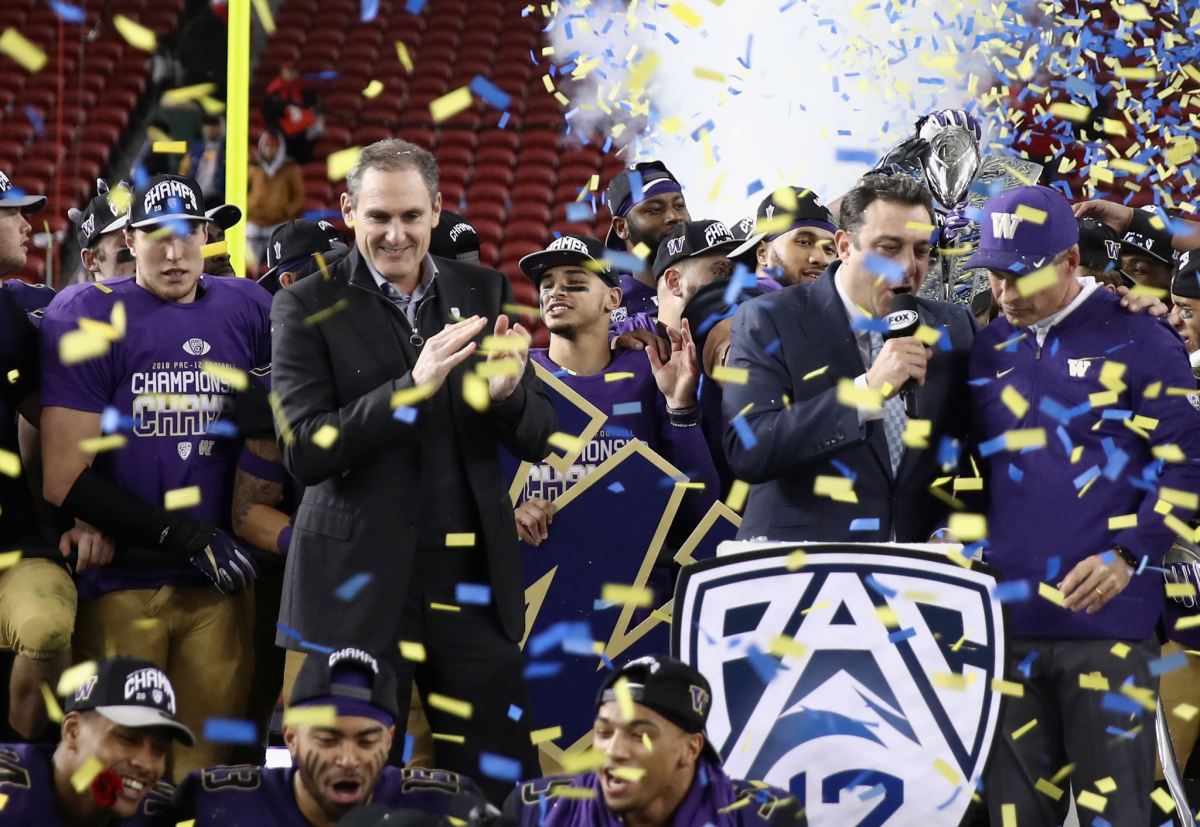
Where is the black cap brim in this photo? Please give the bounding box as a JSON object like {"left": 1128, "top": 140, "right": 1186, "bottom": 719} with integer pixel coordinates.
{"left": 2, "top": 194, "right": 47, "bottom": 214}
{"left": 520, "top": 249, "right": 616, "bottom": 286}
{"left": 1119, "top": 240, "right": 1173, "bottom": 267}
{"left": 206, "top": 203, "right": 242, "bottom": 231}
{"left": 96, "top": 705, "right": 196, "bottom": 746}
{"left": 129, "top": 215, "right": 210, "bottom": 230}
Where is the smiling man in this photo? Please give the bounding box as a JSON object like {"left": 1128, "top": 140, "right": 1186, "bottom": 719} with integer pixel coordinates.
{"left": 505, "top": 656, "right": 802, "bottom": 827}
{"left": 728, "top": 186, "right": 838, "bottom": 290}
{"left": 171, "top": 649, "right": 487, "bottom": 826}
{"left": 0, "top": 656, "right": 184, "bottom": 825}
{"left": 722, "top": 173, "right": 977, "bottom": 543}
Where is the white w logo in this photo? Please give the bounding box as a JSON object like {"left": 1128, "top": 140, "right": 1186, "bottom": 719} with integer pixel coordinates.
{"left": 991, "top": 213, "right": 1024, "bottom": 240}
{"left": 1068, "top": 359, "right": 1091, "bottom": 378}
{"left": 666, "top": 238, "right": 685, "bottom": 255}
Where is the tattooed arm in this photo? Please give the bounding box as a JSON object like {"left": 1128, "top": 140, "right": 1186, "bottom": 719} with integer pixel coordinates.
{"left": 232, "top": 437, "right": 291, "bottom": 553}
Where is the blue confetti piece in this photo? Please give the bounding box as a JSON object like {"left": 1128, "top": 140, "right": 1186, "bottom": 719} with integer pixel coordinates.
{"left": 862, "top": 253, "right": 905, "bottom": 284}
{"left": 836, "top": 148, "right": 879, "bottom": 165}
{"left": 858, "top": 783, "right": 886, "bottom": 801}
{"left": 303, "top": 209, "right": 342, "bottom": 222}
{"left": 606, "top": 426, "right": 632, "bottom": 438}
{"left": 593, "top": 599, "right": 619, "bottom": 610}
{"left": 1099, "top": 551, "right": 1116, "bottom": 566}
{"left": 497, "top": 112, "right": 511, "bottom": 129}
{"left": 1104, "top": 725, "right": 1136, "bottom": 740}
{"left": 830, "top": 458, "right": 857, "bottom": 482}
{"left": 887, "top": 627, "right": 915, "bottom": 644}
{"left": 627, "top": 170, "right": 644, "bottom": 205}
{"left": 745, "top": 644, "right": 783, "bottom": 683}
{"left": 523, "top": 662, "right": 563, "bottom": 678}
{"left": 24, "top": 106, "right": 44, "bottom": 136}
{"left": 1073, "top": 466, "right": 1101, "bottom": 490}
{"left": 993, "top": 580, "right": 1031, "bottom": 603}
{"left": 1100, "top": 409, "right": 1131, "bottom": 420}
{"left": 507, "top": 704, "right": 522, "bottom": 721}
{"left": 1017, "top": 651, "right": 1038, "bottom": 679}
{"left": 850, "top": 518, "right": 880, "bottom": 531}
{"left": 865, "top": 574, "right": 897, "bottom": 597}
{"left": 938, "top": 436, "right": 961, "bottom": 470}
{"left": 978, "top": 435, "right": 1006, "bottom": 457}
{"left": 275, "top": 621, "right": 303, "bottom": 640}
{"left": 1040, "top": 396, "right": 1090, "bottom": 424}
{"left": 100, "top": 406, "right": 121, "bottom": 434}
{"left": 299, "top": 639, "right": 335, "bottom": 654}
{"left": 469, "top": 75, "right": 512, "bottom": 111}
{"left": 1045, "top": 556, "right": 1060, "bottom": 581}
{"left": 205, "top": 420, "right": 239, "bottom": 437}
{"left": 402, "top": 733, "right": 414, "bottom": 762}
{"left": 689, "top": 119, "right": 716, "bottom": 142}
{"left": 455, "top": 583, "right": 491, "bottom": 605}
{"left": 49, "top": 1, "right": 87, "bottom": 23}
{"left": 203, "top": 718, "right": 258, "bottom": 744}
{"left": 335, "top": 573, "right": 373, "bottom": 601}
{"left": 564, "top": 201, "right": 592, "bottom": 222}
{"left": 968, "top": 377, "right": 992, "bottom": 387}
{"left": 561, "top": 633, "right": 595, "bottom": 656}
{"left": 607, "top": 482, "right": 625, "bottom": 494}
{"left": 404, "top": 0, "right": 425, "bottom": 13}
{"left": 1007, "top": 463, "right": 1024, "bottom": 482}
{"left": 746, "top": 179, "right": 763, "bottom": 196}
{"left": 732, "top": 415, "right": 757, "bottom": 450}
{"left": 394, "top": 406, "right": 418, "bottom": 424}
{"left": 1150, "top": 651, "right": 1188, "bottom": 677}
{"left": 612, "top": 401, "right": 641, "bottom": 416}
{"left": 603, "top": 250, "right": 646, "bottom": 273}
{"left": 1091, "top": 818, "right": 1112, "bottom": 827}
{"left": 479, "top": 752, "right": 522, "bottom": 782}
{"left": 361, "top": 0, "right": 379, "bottom": 20}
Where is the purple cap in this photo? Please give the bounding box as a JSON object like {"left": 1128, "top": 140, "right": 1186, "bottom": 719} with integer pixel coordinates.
{"left": 963, "top": 185, "right": 1079, "bottom": 274}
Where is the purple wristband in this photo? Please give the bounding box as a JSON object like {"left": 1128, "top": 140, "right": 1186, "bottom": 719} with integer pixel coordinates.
{"left": 277, "top": 525, "right": 293, "bottom": 554}
{"left": 237, "top": 446, "right": 286, "bottom": 483}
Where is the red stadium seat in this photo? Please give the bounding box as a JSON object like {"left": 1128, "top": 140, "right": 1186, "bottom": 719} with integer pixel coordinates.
{"left": 0, "top": 140, "right": 26, "bottom": 162}
{"left": 509, "top": 202, "right": 550, "bottom": 223}
{"left": 439, "top": 180, "right": 464, "bottom": 204}
{"left": 470, "top": 218, "right": 503, "bottom": 245}
{"left": 465, "top": 201, "right": 506, "bottom": 225}
{"left": 476, "top": 146, "right": 515, "bottom": 167}
{"left": 479, "top": 131, "right": 520, "bottom": 152}
{"left": 506, "top": 222, "right": 549, "bottom": 245}
{"left": 472, "top": 164, "right": 513, "bottom": 187}
{"left": 437, "top": 131, "right": 478, "bottom": 151}
{"left": 435, "top": 146, "right": 473, "bottom": 168}
{"left": 511, "top": 182, "right": 553, "bottom": 203}
{"left": 353, "top": 125, "right": 395, "bottom": 146}
{"left": 397, "top": 127, "right": 435, "bottom": 149}
{"left": 466, "top": 181, "right": 508, "bottom": 204}
{"left": 477, "top": 241, "right": 500, "bottom": 267}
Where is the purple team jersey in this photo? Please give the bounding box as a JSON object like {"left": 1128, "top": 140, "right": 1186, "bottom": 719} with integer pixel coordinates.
{"left": 40, "top": 275, "right": 272, "bottom": 598}
{"left": 0, "top": 743, "right": 173, "bottom": 826}
{"left": 526, "top": 349, "right": 717, "bottom": 507}
{"left": 173, "top": 764, "right": 487, "bottom": 826}
{"left": 609, "top": 273, "right": 659, "bottom": 336}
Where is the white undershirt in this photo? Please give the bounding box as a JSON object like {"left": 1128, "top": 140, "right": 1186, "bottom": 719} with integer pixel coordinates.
{"left": 1027, "top": 276, "right": 1100, "bottom": 346}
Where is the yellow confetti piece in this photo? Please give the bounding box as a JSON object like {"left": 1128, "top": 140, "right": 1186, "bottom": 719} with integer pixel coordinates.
{"left": 362, "top": 79, "right": 384, "bottom": 98}
{"left": 1166, "top": 583, "right": 1197, "bottom": 598}
{"left": 481, "top": 335, "right": 529, "bottom": 353}
{"left": 391, "top": 384, "right": 435, "bottom": 409}
{"left": 78, "top": 435, "right": 127, "bottom": 453}
{"left": 554, "top": 786, "right": 597, "bottom": 800}
{"left": 1160, "top": 488, "right": 1199, "bottom": 510}
{"left": 875, "top": 606, "right": 900, "bottom": 628}
{"left": 934, "top": 671, "right": 966, "bottom": 690}
{"left": 1076, "top": 790, "right": 1106, "bottom": 812}
{"left": 1153, "top": 444, "right": 1186, "bottom": 462}
{"left": 201, "top": 360, "right": 248, "bottom": 391}
{"left": 282, "top": 705, "right": 336, "bottom": 727}
{"left": 1151, "top": 786, "right": 1176, "bottom": 813}
{"left": 549, "top": 432, "right": 588, "bottom": 454}
{"left": 462, "top": 372, "right": 490, "bottom": 412}
{"left": 802, "top": 365, "right": 829, "bottom": 380}
{"left": 164, "top": 486, "right": 200, "bottom": 510}
{"left": 610, "top": 766, "right": 646, "bottom": 782}
{"left": 113, "top": 15, "right": 157, "bottom": 52}
{"left": 399, "top": 641, "right": 426, "bottom": 661}
{"left": 395, "top": 41, "right": 413, "bottom": 72}
{"left": 1176, "top": 615, "right": 1200, "bottom": 630}
{"left": 1011, "top": 718, "right": 1037, "bottom": 739}
{"left": 914, "top": 325, "right": 943, "bottom": 346}
{"left": 427, "top": 693, "right": 472, "bottom": 719}
{"left": 1049, "top": 102, "right": 1090, "bottom": 121}
{"left": 0, "top": 28, "right": 47, "bottom": 72}
{"left": 1131, "top": 415, "right": 1158, "bottom": 431}
{"left": 326, "top": 147, "right": 362, "bottom": 182}
{"left": 604, "top": 372, "right": 635, "bottom": 382}
{"left": 476, "top": 359, "right": 521, "bottom": 379}
{"left": 693, "top": 66, "right": 725, "bottom": 82}
{"left": 1088, "top": 390, "right": 1118, "bottom": 408}
{"left": 152, "top": 141, "right": 187, "bottom": 154}
{"left": 768, "top": 636, "right": 808, "bottom": 659}
{"left": 948, "top": 513, "right": 987, "bottom": 541}
{"left": 946, "top": 548, "right": 973, "bottom": 569}
{"left": 1, "top": 549, "right": 26, "bottom": 570}
{"left": 838, "top": 378, "right": 883, "bottom": 412}
{"left": 712, "top": 365, "right": 748, "bottom": 384}
{"left": 1039, "top": 582, "right": 1065, "bottom": 606}
{"left": 1108, "top": 514, "right": 1137, "bottom": 530}
{"left": 1014, "top": 205, "right": 1047, "bottom": 224}
{"left": 430, "top": 602, "right": 460, "bottom": 612}
{"left": 311, "top": 424, "right": 339, "bottom": 449}
{"left": 1079, "top": 672, "right": 1109, "bottom": 691}
{"left": 1001, "top": 804, "right": 1017, "bottom": 827}
{"left": 59, "top": 329, "right": 111, "bottom": 365}
{"left": 530, "top": 726, "right": 562, "bottom": 744}
{"left": 953, "top": 477, "right": 983, "bottom": 491}
{"left": 1114, "top": 2, "right": 1152, "bottom": 21}
{"left": 445, "top": 533, "right": 475, "bottom": 547}
{"left": 432, "top": 733, "right": 465, "bottom": 743}
{"left": 562, "top": 749, "right": 606, "bottom": 774}
{"left": 1005, "top": 428, "right": 1046, "bottom": 450}
{"left": 161, "top": 83, "right": 217, "bottom": 104}
{"left": 1035, "top": 778, "right": 1064, "bottom": 800}
{"left": 801, "top": 601, "right": 830, "bottom": 615}
{"left": 602, "top": 584, "right": 653, "bottom": 607}
{"left": 667, "top": 1, "right": 702, "bottom": 26}
{"left": 1001, "top": 385, "right": 1029, "bottom": 418}
{"left": 199, "top": 240, "right": 227, "bottom": 258}
{"left": 71, "top": 756, "right": 104, "bottom": 793}
{"left": 431, "top": 87, "right": 474, "bottom": 122}
{"left": 40, "top": 682, "right": 63, "bottom": 723}
{"left": 932, "top": 758, "right": 960, "bottom": 785}
{"left": 905, "top": 221, "right": 937, "bottom": 232}
{"left": 0, "top": 792, "right": 7, "bottom": 810}
{"left": 902, "top": 419, "right": 931, "bottom": 448}
{"left": 1174, "top": 704, "right": 1199, "bottom": 721}
{"left": 1095, "top": 777, "right": 1117, "bottom": 794}
{"left": 991, "top": 679, "right": 1025, "bottom": 697}
{"left": 725, "top": 480, "right": 749, "bottom": 512}
{"left": 1016, "top": 266, "right": 1059, "bottom": 297}
{"left": 250, "top": 0, "right": 276, "bottom": 33}
{"left": 612, "top": 677, "right": 635, "bottom": 721}
{"left": 785, "top": 550, "right": 808, "bottom": 571}
{"left": 814, "top": 475, "right": 857, "bottom": 503}
{"left": 642, "top": 732, "right": 653, "bottom": 751}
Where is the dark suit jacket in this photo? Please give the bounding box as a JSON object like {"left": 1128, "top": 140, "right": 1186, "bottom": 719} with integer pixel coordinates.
{"left": 270, "top": 247, "right": 556, "bottom": 652}
{"left": 722, "top": 262, "right": 976, "bottom": 543}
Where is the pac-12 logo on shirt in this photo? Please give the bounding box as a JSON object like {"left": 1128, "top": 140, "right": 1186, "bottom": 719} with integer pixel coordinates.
{"left": 178, "top": 442, "right": 192, "bottom": 460}
{"left": 183, "top": 338, "right": 211, "bottom": 356}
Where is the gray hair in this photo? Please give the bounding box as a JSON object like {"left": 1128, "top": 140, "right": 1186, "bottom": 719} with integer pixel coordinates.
{"left": 839, "top": 173, "right": 935, "bottom": 243}
{"left": 346, "top": 139, "right": 439, "bottom": 206}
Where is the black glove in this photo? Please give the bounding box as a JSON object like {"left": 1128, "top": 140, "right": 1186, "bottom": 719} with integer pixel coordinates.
{"left": 189, "top": 527, "right": 259, "bottom": 594}
{"left": 875, "top": 136, "right": 929, "bottom": 173}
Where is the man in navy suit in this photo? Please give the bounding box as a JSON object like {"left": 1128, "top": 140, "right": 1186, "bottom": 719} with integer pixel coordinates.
{"left": 721, "top": 173, "right": 976, "bottom": 543}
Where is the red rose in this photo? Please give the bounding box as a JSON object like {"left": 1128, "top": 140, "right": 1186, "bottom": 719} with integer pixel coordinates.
{"left": 90, "top": 769, "right": 122, "bottom": 808}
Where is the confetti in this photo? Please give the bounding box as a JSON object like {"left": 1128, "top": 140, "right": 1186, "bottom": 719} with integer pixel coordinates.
{"left": 612, "top": 677, "right": 635, "bottom": 721}
{"left": 427, "top": 694, "right": 473, "bottom": 718}
{"left": 200, "top": 360, "right": 248, "bottom": 390}
{"left": 1078, "top": 672, "right": 1109, "bottom": 691}
{"left": 311, "top": 424, "right": 340, "bottom": 448}
{"left": 1035, "top": 778, "right": 1063, "bottom": 800}
{"left": 71, "top": 756, "right": 104, "bottom": 792}
{"left": 1038, "top": 582, "right": 1065, "bottom": 606}
{"left": 947, "top": 514, "right": 986, "bottom": 541}
{"left": 430, "top": 87, "right": 474, "bottom": 122}
{"left": 530, "top": 726, "right": 562, "bottom": 744}
{"left": 334, "top": 573, "right": 372, "bottom": 601}
{"left": 251, "top": 0, "right": 276, "bottom": 32}
{"left": 326, "top": 147, "right": 361, "bottom": 182}
{"left": 445, "top": 533, "right": 476, "bottom": 547}
{"left": 56, "top": 661, "right": 97, "bottom": 696}
{"left": 59, "top": 329, "right": 111, "bottom": 365}
{"left": 610, "top": 766, "right": 646, "bottom": 782}
{"left": 1011, "top": 718, "right": 1037, "bottom": 739}
{"left": 455, "top": 583, "right": 491, "bottom": 605}
{"left": 1151, "top": 787, "right": 1175, "bottom": 813}
{"left": 113, "top": 15, "right": 157, "bottom": 52}
{"left": 283, "top": 705, "right": 336, "bottom": 727}
{"left": 712, "top": 365, "right": 748, "bottom": 384}
{"left": 362, "top": 80, "right": 384, "bottom": 98}
{"left": 152, "top": 141, "right": 187, "bottom": 154}
{"left": 1016, "top": 267, "right": 1058, "bottom": 297}
{"left": 40, "top": 683, "right": 63, "bottom": 723}
{"left": 991, "top": 679, "right": 1024, "bottom": 697}
{"left": 547, "top": 432, "right": 585, "bottom": 452}
{"left": 164, "top": 486, "right": 201, "bottom": 510}
{"left": 0, "top": 29, "right": 47, "bottom": 72}
{"left": 1095, "top": 777, "right": 1117, "bottom": 794}
{"left": 199, "top": 241, "right": 227, "bottom": 258}
{"left": 395, "top": 41, "right": 413, "bottom": 73}
{"left": 601, "top": 584, "right": 653, "bottom": 607}
{"left": 462, "top": 372, "right": 490, "bottom": 412}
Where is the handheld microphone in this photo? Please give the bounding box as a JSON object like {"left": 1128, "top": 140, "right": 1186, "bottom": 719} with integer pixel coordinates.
{"left": 882, "top": 292, "right": 921, "bottom": 418}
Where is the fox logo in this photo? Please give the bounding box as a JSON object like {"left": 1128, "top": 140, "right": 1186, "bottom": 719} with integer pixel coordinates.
{"left": 991, "top": 213, "right": 1024, "bottom": 240}
{"left": 1067, "top": 359, "right": 1092, "bottom": 378}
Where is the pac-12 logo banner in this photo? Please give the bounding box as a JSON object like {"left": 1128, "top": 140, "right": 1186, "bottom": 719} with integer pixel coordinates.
{"left": 672, "top": 544, "right": 1007, "bottom": 827}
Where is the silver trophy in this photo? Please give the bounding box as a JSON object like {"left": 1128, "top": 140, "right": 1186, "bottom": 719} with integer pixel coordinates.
{"left": 922, "top": 126, "right": 982, "bottom": 302}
